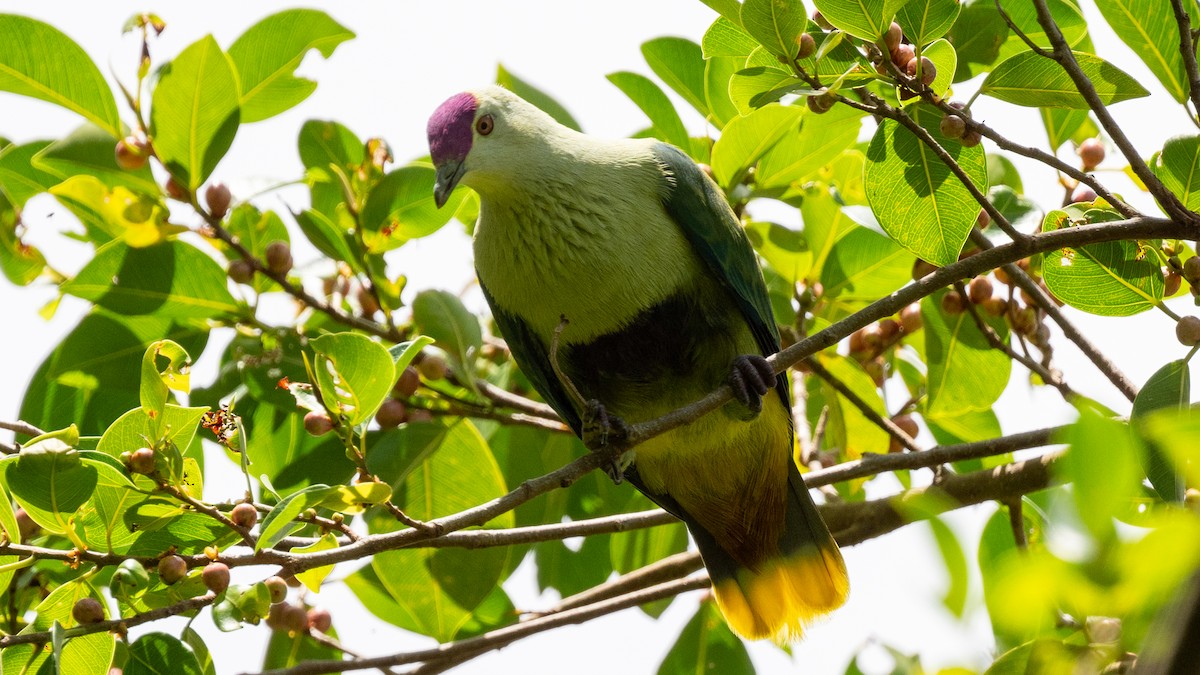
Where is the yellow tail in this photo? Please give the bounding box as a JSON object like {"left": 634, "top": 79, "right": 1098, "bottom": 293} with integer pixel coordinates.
{"left": 712, "top": 546, "right": 849, "bottom": 641}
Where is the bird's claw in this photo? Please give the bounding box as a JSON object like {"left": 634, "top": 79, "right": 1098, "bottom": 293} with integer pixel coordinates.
{"left": 729, "top": 354, "right": 775, "bottom": 414}
{"left": 583, "top": 399, "right": 630, "bottom": 484}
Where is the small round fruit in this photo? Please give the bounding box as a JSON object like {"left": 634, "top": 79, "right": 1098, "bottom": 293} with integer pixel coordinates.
{"left": 1165, "top": 271, "right": 1183, "bottom": 296}
{"left": 356, "top": 285, "right": 380, "bottom": 316}
{"left": 265, "top": 576, "right": 288, "bottom": 604}
{"left": 407, "top": 409, "right": 434, "bottom": 424}
{"left": 417, "top": 354, "right": 448, "bottom": 381}
{"left": 848, "top": 328, "right": 867, "bottom": 354}
{"left": 864, "top": 357, "right": 886, "bottom": 387}
{"left": 860, "top": 323, "right": 883, "bottom": 351}
{"left": 72, "top": 597, "right": 105, "bottom": 625}
{"left": 941, "top": 290, "right": 965, "bottom": 314}
{"left": 1183, "top": 256, "right": 1200, "bottom": 283}
{"left": 994, "top": 265, "right": 1012, "bottom": 286}
{"left": 807, "top": 92, "right": 836, "bottom": 114}
{"left": 375, "top": 398, "right": 408, "bottom": 429}
{"left": 968, "top": 276, "right": 994, "bottom": 304}
{"left": 266, "top": 603, "right": 288, "bottom": 630}
{"left": 813, "top": 10, "right": 833, "bottom": 29}
{"left": 202, "top": 562, "right": 231, "bottom": 594}
{"left": 230, "top": 503, "right": 258, "bottom": 529}
{"left": 900, "top": 303, "right": 923, "bottom": 333}
{"left": 976, "top": 209, "right": 991, "bottom": 229}
{"left": 892, "top": 414, "right": 919, "bottom": 439}
{"left": 891, "top": 43, "right": 914, "bottom": 69}
{"left": 1077, "top": 138, "right": 1106, "bottom": 171}
{"left": 308, "top": 607, "right": 332, "bottom": 633}
{"left": 15, "top": 508, "right": 38, "bottom": 540}
{"left": 129, "top": 447, "right": 156, "bottom": 475}
{"left": 284, "top": 604, "right": 309, "bottom": 633}
{"left": 264, "top": 241, "right": 293, "bottom": 275}
{"left": 982, "top": 297, "right": 1009, "bottom": 317}
{"left": 961, "top": 129, "right": 982, "bottom": 147}
{"left": 393, "top": 366, "right": 420, "bottom": 397}
{"left": 796, "top": 32, "right": 816, "bottom": 59}
{"left": 1011, "top": 307, "right": 1038, "bottom": 335}
{"left": 878, "top": 318, "right": 900, "bottom": 341}
{"left": 165, "top": 176, "right": 189, "bottom": 201}
{"left": 1177, "top": 315, "right": 1200, "bottom": 346}
{"left": 205, "top": 182, "right": 232, "bottom": 219}
{"left": 1071, "top": 186, "right": 1098, "bottom": 203}
{"left": 904, "top": 56, "right": 935, "bottom": 85}
{"left": 303, "top": 412, "right": 334, "bottom": 436}
{"left": 884, "top": 22, "right": 903, "bottom": 52}
{"left": 115, "top": 136, "right": 149, "bottom": 171}
{"left": 158, "top": 554, "right": 188, "bottom": 585}
{"left": 228, "top": 259, "right": 254, "bottom": 284}
{"left": 912, "top": 259, "right": 938, "bottom": 281}
{"left": 940, "top": 114, "right": 966, "bottom": 139}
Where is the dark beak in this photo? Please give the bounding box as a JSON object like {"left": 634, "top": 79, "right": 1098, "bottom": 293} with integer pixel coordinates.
{"left": 433, "top": 161, "right": 465, "bottom": 209}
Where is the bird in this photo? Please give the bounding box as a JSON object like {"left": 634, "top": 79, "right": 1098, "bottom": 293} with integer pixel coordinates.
{"left": 427, "top": 85, "right": 848, "bottom": 641}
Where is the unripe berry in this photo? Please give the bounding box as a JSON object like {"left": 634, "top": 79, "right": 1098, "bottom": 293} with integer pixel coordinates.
{"left": 940, "top": 114, "right": 966, "bottom": 139}
{"left": 861, "top": 323, "right": 883, "bottom": 351}
{"left": 417, "top": 354, "right": 448, "bottom": 380}
{"left": 878, "top": 318, "right": 900, "bottom": 341}
{"left": 993, "top": 265, "right": 1012, "bottom": 285}
{"left": 884, "top": 22, "right": 903, "bottom": 52}
{"left": 265, "top": 576, "right": 288, "bottom": 604}
{"left": 205, "top": 182, "right": 232, "bottom": 219}
{"left": 807, "top": 92, "right": 836, "bottom": 114}
{"left": 228, "top": 259, "right": 254, "bottom": 284}
{"left": 983, "top": 297, "right": 1009, "bottom": 317}
{"left": 266, "top": 603, "right": 288, "bottom": 630}
{"left": 115, "top": 136, "right": 149, "bottom": 171}
{"left": 72, "top": 597, "right": 105, "bottom": 625}
{"left": 1165, "top": 271, "right": 1182, "bottom": 296}
{"left": 976, "top": 209, "right": 991, "bottom": 229}
{"left": 1177, "top": 315, "right": 1200, "bottom": 346}
{"left": 14, "top": 508, "right": 38, "bottom": 540}
{"left": 899, "top": 303, "right": 923, "bottom": 333}
{"left": 393, "top": 366, "right": 420, "bottom": 397}
{"left": 905, "top": 56, "right": 935, "bottom": 85}
{"left": 284, "top": 604, "right": 309, "bottom": 633}
{"left": 968, "top": 276, "right": 994, "bottom": 304}
{"left": 264, "top": 241, "right": 293, "bottom": 275}
{"left": 892, "top": 43, "right": 914, "bottom": 69}
{"left": 407, "top": 409, "right": 434, "bottom": 424}
{"left": 796, "top": 32, "right": 816, "bottom": 59}
{"left": 912, "top": 259, "right": 938, "bottom": 281}
{"left": 849, "top": 328, "right": 868, "bottom": 354}
{"left": 1071, "top": 186, "right": 1098, "bottom": 203}
{"left": 230, "top": 503, "right": 258, "bottom": 529}
{"left": 889, "top": 414, "right": 919, "bottom": 451}
{"left": 1077, "top": 138, "right": 1106, "bottom": 171}
{"left": 356, "top": 285, "right": 380, "bottom": 317}
{"left": 202, "top": 562, "right": 230, "bottom": 594}
{"left": 308, "top": 607, "right": 332, "bottom": 633}
{"left": 1183, "top": 256, "right": 1200, "bottom": 283}
{"left": 941, "top": 290, "right": 965, "bottom": 314}
{"left": 158, "top": 554, "right": 187, "bottom": 585}
{"left": 303, "top": 411, "right": 334, "bottom": 436}
{"left": 864, "top": 357, "right": 886, "bottom": 387}
{"left": 165, "top": 176, "right": 189, "bottom": 201}
{"left": 813, "top": 10, "right": 833, "bottom": 29}
{"left": 375, "top": 398, "right": 408, "bottom": 429}
{"left": 961, "top": 129, "right": 982, "bottom": 148}
{"left": 129, "top": 447, "right": 156, "bottom": 475}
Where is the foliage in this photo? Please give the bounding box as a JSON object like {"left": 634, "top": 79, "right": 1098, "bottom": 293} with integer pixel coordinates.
{"left": 0, "top": 2, "right": 1199, "bottom": 674}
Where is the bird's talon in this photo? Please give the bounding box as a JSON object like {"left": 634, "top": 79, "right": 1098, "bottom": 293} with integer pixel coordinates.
{"left": 729, "top": 354, "right": 774, "bottom": 412}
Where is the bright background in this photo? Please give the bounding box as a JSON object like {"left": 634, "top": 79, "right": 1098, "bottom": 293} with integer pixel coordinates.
{"left": 0, "top": 2, "right": 1196, "bottom": 674}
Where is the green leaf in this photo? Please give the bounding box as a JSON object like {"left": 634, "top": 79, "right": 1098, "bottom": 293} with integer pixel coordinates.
{"left": 813, "top": 0, "right": 909, "bottom": 40}
{"left": 225, "top": 204, "right": 289, "bottom": 293}
{"left": 896, "top": 0, "right": 962, "bottom": 46}
{"left": 728, "top": 66, "right": 815, "bottom": 114}
{"left": 1059, "top": 404, "right": 1143, "bottom": 541}
{"left": 49, "top": 175, "right": 178, "bottom": 248}
{"left": 310, "top": 332, "right": 396, "bottom": 425}
{"left": 700, "top": 0, "right": 746, "bottom": 25}
{"left": 411, "top": 289, "right": 482, "bottom": 380}
{"left": 711, "top": 103, "right": 802, "bottom": 187}
{"left": 256, "top": 484, "right": 333, "bottom": 551}
{"left": 922, "top": 38, "right": 958, "bottom": 99}
{"left": 821, "top": 223, "right": 915, "bottom": 317}
{"left": 60, "top": 239, "right": 240, "bottom": 319}
{"left": 643, "top": 37, "right": 710, "bottom": 117}
{"left": 864, "top": 104, "right": 988, "bottom": 266}
{"left": 0, "top": 580, "right": 114, "bottom": 675}
{"left": 930, "top": 516, "right": 969, "bottom": 616}
{"left": 657, "top": 601, "right": 755, "bottom": 675}
{"left": 0, "top": 218, "right": 45, "bottom": 285}
{"left": 757, "top": 103, "right": 863, "bottom": 188}
{"left": 6, "top": 438, "right": 96, "bottom": 546}
{"left": 295, "top": 208, "right": 358, "bottom": 267}
{"left": 34, "top": 124, "right": 158, "bottom": 195}
{"left": 1040, "top": 108, "right": 1090, "bottom": 151}
{"left": 948, "top": 0, "right": 1009, "bottom": 81}
{"left": 298, "top": 119, "right": 364, "bottom": 170}
{"left": 139, "top": 340, "right": 192, "bottom": 432}
{"left": 0, "top": 140, "right": 61, "bottom": 208}
{"left": 125, "top": 632, "right": 203, "bottom": 675}
{"left": 227, "top": 9, "right": 354, "bottom": 123}
{"left": 746, "top": 221, "right": 812, "bottom": 286}
{"left": 702, "top": 16, "right": 760, "bottom": 58}
{"left": 740, "top": 0, "right": 808, "bottom": 59}
{"left": 994, "top": 0, "right": 1089, "bottom": 63}
{"left": 816, "top": 353, "right": 889, "bottom": 459}
{"left": 359, "top": 165, "right": 461, "bottom": 251}
{"left": 368, "top": 420, "right": 513, "bottom": 641}
{"left": 922, "top": 289, "right": 1011, "bottom": 416}
{"left": 981, "top": 51, "right": 1149, "bottom": 109}
{"left": 150, "top": 35, "right": 240, "bottom": 190}
{"left": 262, "top": 622, "right": 340, "bottom": 670}
{"left": 608, "top": 71, "right": 692, "bottom": 151}
{"left": 0, "top": 15, "right": 121, "bottom": 136}
{"left": 1040, "top": 208, "right": 1164, "bottom": 316}
{"left": 1130, "top": 360, "right": 1190, "bottom": 502}
{"left": 1155, "top": 134, "right": 1200, "bottom": 211}
{"left": 705, "top": 56, "right": 742, "bottom": 128}
{"left": 1095, "top": 0, "right": 1187, "bottom": 102}
{"left": 495, "top": 64, "right": 581, "bottom": 131}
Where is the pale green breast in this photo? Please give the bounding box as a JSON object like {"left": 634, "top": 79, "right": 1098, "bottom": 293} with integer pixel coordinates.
{"left": 472, "top": 143, "right": 704, "bottom": 345}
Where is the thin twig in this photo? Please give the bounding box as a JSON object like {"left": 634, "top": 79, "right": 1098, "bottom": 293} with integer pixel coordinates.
{"left": 475, "top": 381, "right": 561, "bottom": 420}
{"left": 804, "top": 357, "right": 922, "bottom": 452}
{"left": 0, "top": 592, "right": 217, "bottom": 648}
{"left": 0, "top": 421, "right": 45, "bottom": 438}
{"left": 1171, "top": 0, "right": 1200, "bottom": 123}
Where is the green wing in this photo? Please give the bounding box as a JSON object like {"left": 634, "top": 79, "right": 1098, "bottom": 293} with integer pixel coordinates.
{"left": 651, "top": 143, "right": 789, "bottom": 408}
{"left": 480, "top": 280, "right": 583, "bottom": 435}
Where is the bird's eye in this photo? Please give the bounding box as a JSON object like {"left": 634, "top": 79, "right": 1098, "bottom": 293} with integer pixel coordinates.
{"left": 476, "top": 115, "right": 494, "bottom": 136}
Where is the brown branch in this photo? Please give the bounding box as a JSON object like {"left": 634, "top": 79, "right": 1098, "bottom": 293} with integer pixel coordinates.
{"left": 475, "top": 381, "right": 561, "bottom": 421}
{"left": 0, "top": 420, "right": 45, "bottom": 438}
{"left": 803, "top": 357, "right": 921, "bottom": 452}
{"left": 424, "top": 509, "right": 676, "bottom": 550}
{"left": 0, "top": 592, "right": 217, "bottom": 648}
{"left": 1032, "top": 0, "right": 1197, "bottom": 225}
{"left": 539, "top": 550, "right": 704, "bottom": 614}
{"left": 1171, "top": 0, "right": 1200, "bottom": 123}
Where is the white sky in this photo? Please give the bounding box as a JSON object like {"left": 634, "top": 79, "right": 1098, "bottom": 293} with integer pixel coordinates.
{"left": 0, "top": 1, "right": 1197, "bottom": 674}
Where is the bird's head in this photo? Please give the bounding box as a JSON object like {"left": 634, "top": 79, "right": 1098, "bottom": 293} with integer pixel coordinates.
{"left": 427, "top": 86, "right": 559, "bottom": 207}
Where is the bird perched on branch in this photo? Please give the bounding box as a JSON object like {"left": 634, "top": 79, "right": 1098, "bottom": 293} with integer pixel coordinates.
{"left": 427, "top": 86, "right": 848, "bottom": 640}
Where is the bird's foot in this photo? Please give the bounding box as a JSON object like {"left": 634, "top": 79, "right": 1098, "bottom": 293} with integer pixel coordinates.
{"left": 728, "top": 354, "right": 775, "bottom": 414}
{"left": 582, "top": 399, "right": 630, "bottom": 484}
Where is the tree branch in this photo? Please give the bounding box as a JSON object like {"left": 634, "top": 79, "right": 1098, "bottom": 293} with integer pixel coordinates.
{"left": 0, "top": 592, "right": 217, "bottom": 649}
{"left": 1171, "top": 0, "right": 1200, "bottom": 123}
{"left": 804, "top": 357, "right": 921, "bottom": 452}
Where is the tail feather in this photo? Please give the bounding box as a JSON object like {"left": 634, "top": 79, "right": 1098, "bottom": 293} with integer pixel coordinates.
{"left": 697, "top": 460, "right": 848, "bottom": 641}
